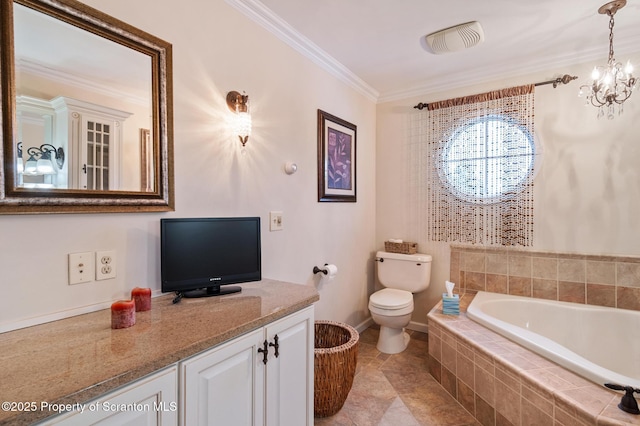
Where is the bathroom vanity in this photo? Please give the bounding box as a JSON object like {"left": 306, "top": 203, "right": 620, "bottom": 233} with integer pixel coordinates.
{"left": 0, "top": 279, "right": 319, "bottom": 425}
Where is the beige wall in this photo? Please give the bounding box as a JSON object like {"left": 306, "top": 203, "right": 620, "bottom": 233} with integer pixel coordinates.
{"left": 0, "top": 0, "right": 377, "bottom": 331}
{"left": 377, "top": 55, "right": 640, "bottom": 328}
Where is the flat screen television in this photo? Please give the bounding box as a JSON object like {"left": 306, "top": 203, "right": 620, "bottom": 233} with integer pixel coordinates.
{"left": 161, "top": 217, "right": 261, "bottom": 300}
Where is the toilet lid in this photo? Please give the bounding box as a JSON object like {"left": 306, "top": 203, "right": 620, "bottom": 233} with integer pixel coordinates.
{"left": 370, "top": 288, "right": 413, "bottom": 310}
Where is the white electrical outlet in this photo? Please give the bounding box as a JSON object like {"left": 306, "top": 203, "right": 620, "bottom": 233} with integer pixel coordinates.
{"left": 269, "top": 211, "right": 283, "bottom": 231}
{"left": 68, "top": 252, "right": 94, "bottom": 285}
{"left": 96, "top": 250, "right": 117, "bottom": 280}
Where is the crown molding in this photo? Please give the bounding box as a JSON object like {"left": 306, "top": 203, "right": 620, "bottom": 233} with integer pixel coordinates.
{"left": 225, "top": 0, "right": 379, "bottom": 102}
{"left": 379, "top": 38, "right": 640, "bottom": 103}
{"left": 16, "top": 58, "right": 149, "bottom": 106}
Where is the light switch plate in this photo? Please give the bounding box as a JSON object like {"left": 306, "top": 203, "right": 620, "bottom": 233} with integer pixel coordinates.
{"left": 269, "top": 211, "right": 283, "bottom": 231}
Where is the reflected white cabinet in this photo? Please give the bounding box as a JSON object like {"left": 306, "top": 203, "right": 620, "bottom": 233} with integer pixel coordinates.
{"left": 180, "top": 306, "right": 314, "bottom": 426}
{"left": 39, "top": 366, "right": 178, "bottom": 426}
{"left": 51, "top": 96, "right": 132, "bottom": 191}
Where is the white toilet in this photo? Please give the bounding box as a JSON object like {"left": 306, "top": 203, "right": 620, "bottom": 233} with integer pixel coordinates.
{"left": 369, "top": 250, "right": 432, "bottom": 354}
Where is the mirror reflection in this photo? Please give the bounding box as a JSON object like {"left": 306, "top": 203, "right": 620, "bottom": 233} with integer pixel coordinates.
{"left": 13, "top": 2, "right": 154, "bottom": 192}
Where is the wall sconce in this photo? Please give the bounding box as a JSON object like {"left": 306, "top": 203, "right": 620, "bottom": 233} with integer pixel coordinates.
{"left": 22, "top": 143, "right": 65, "bottom": 175}
{"left": 226, "top": 90, "right": 252, "bottom": 147}
{"left": 16, "top": 142, "right": 24, "bottom": 174}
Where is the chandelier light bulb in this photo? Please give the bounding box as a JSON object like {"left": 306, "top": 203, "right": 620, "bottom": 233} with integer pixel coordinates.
{"left": 624, "top": 60, "right": 633, "bottom": 75}
{"left": 591, "top": 67, "right": 601, "bottom": 80}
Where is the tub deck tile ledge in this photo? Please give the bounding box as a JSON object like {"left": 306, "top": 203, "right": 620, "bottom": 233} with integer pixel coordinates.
{"left": 427, "top": 293, "right": 640, "bottom": 426}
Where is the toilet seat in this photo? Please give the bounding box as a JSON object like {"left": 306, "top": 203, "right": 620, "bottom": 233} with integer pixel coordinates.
{"left": 369, "top": 288, "right": 413, "bottom": 310}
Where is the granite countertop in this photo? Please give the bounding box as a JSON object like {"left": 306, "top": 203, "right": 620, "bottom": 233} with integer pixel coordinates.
{"left": 0, "top": 279, "right": 319, "bottom": 425}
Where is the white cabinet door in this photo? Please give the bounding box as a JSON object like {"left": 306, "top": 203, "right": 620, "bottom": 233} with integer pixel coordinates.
{"left": 179, "top": 306, "right": 314, "bottom": 426}
{"left": 264, "top": 306, "right": 314, "bottom": 426}
{"left": 40, "top": 366, "right": 178, "bottom": 426}
{"left": 180, "top": 328, "right": 264, "bottom": 426}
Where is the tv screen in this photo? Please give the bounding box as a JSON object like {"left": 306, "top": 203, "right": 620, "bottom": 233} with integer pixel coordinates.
{"left": 160, "top": 217, "right": 261, "bottom": 299}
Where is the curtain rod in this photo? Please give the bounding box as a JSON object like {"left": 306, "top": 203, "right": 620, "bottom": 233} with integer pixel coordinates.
{"left": 413, "top": 74, "right": 578, "bottom": 110}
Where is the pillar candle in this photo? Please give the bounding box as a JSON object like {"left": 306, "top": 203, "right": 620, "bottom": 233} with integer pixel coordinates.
{"left": 111, "top": 300, "right": 136, "bottom": 329}
{"left": 131, "top": 287, "right": 152, "bottom": 312}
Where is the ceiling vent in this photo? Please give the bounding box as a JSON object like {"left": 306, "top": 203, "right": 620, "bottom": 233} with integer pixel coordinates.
{"left": 424, "top": 21, "right": 484, "bottom": 54}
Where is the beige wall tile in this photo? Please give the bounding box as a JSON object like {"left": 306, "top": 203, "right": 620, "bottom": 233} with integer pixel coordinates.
{"left": 450, "top": 250, "right": 461, "bottom": 283}
{"left": 457, "top": 340, "right": 474, "bottom": 360}
{"left": 442, "top": 366, "right": 457, "bottom": 397}
{"left": 509, "top": 276, "right": 532, "bottom": 297}
{"left": 509, "top": 255, "right": 531, "bottom": 278}
{"left": 558, "top": 258, "right": 586, "bottom": 283}
{"left": 474, "top": 349, "right": 495, "bottom": 375}
{"left": 586, "top": 283, "right": 615, "bottom": 307}
{"left": 457, "top": 379, "right": 475, "bottom": 417}
{"left": 442, "top": 341, "right": 457, "bottom": 373}
{"left": 475, "top": 365, "right": 495, "bottom": 406}
{"left": 532, "top": 257, "right": 557, "bottom": 280}
{"left": 616, "top": 262, "right": 640, "bottom": 288}
{"left": 464, "top": 252, "right": 486, "bottom": 273}
{"left": 558, "top": 281, "right": 585, "bottom": 304}
{"left": 495, "top": 377, "right": 521, "bottom": 425}
{"left": 487, "top": 253, "right": 508, "bottom": 275}
{"left": 466, "top": 272, "right": 486, "bottom": 292}
{"left": 520, "top": 397, "right": 552, "bottom": 425}
{"left": 487, "top": 274, "right": 508, "bottom": 294}
{"left": 428, "top": 355, "right": 441, "bottom": 383}
{"left": 429, "top": 333, "right": 442, "bottom": 362}
{"left": 521, "top": 384, "right": 553, "bottom": 416}
{"left": 475, "top": 395, "right": 495, "bottom": 426}
{"left": 586, "top": 261, "right": 615, "bottom": 285}
{"left": 532, "top": 278, "right": 557, "bottom": 300}
{"left": 617, "top": 286, "right": 640, "bottom": 310}
{"left": 495, "top": 364, "right": 520, "bottom": 392}
{"left": 457, "top": 352, "right": 474, "bottom": 388}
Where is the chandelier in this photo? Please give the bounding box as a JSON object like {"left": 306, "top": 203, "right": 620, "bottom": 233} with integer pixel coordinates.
{"left": 579, "top": 0, "right": 637, "bottom": 119}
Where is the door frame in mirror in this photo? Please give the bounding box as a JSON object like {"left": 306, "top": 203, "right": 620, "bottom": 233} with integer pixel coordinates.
{"left": 0, "top": 0, "right": 174, "bottom": 214}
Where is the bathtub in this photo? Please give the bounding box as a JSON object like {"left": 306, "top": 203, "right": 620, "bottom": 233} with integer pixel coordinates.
{"left": 466, "top": 291, "right": 640, "bottom": 389}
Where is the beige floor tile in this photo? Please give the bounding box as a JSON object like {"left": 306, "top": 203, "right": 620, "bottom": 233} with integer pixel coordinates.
{"left": 315, "top": 327, "right": 479, "bottom": 426}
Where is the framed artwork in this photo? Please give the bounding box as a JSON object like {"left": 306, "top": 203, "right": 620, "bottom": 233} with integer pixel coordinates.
{"left": 317, "top": 109, "right": 357, "bottom": 202}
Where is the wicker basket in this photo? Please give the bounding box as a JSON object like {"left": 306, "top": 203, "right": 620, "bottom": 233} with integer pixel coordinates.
{"left": 384, "top": 241, "right": 418, "bottom": 254}
{"left": 314, "top": 321, "right": 359, "bottom": 417}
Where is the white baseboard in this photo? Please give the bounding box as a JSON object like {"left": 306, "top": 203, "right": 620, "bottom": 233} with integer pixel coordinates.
{"left": 354, "top": 317, "right": 375, "bottom": 334}
{"left": 354, "top": 317, "right": 428, "bottom": 334}
{"left": 407, "top": 320, "right": 428, "bottom": 334}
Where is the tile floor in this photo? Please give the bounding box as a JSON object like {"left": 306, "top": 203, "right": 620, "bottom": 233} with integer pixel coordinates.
{"left": 314, "top": 327, "right": 480, "bottom": 426}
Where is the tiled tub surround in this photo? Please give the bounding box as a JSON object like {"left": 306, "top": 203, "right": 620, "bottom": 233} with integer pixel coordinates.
{"left": 0, "top": 280, "right": 319, "bottom": 425}
{"left": 450, "top": 245, "right": 640, "bottom": 311}
{"left": 427, "top": 295, "right": 640, "bottom": 426}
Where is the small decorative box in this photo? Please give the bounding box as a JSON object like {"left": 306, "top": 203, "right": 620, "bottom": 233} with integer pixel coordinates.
{"left": 384, "top": 241, "right": 418, "bottom": 254}
{"left": 442, "top": 293, "right": 460, "bottom": 316}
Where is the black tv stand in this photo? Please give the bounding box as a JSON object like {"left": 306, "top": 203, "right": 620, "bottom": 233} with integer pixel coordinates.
{"left": 183, "top": 285, "right": 242, "bottom": 299}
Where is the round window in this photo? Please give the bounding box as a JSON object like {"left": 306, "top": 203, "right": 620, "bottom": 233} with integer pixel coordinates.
{"left": 439, "top": 114, "right": 535, "bottom": 204}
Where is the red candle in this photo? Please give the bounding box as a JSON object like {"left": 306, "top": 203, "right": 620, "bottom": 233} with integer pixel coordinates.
{"left": 111, "top": 300, "right": 136, "bottom": 329}
{"left": 131, "top": 287, "right": 152, "bottom": 312}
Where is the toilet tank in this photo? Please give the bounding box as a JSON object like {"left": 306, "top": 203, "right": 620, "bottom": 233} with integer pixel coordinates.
{"left": 375, "top": 251, "right": 432, "bottom": 293}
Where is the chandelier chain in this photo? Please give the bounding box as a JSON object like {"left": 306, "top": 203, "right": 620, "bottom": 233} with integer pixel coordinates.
{"left": 608, "top": 12, "right": 615, "bottom": 63}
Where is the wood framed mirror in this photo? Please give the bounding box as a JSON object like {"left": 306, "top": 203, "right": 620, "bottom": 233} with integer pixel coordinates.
{"left": 0, "top": 0, "right": 174, "bottom": 214}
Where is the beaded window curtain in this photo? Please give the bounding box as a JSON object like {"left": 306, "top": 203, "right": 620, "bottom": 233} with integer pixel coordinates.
{"left": 414, "top": 85, "right": 536, "bottom": 246}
